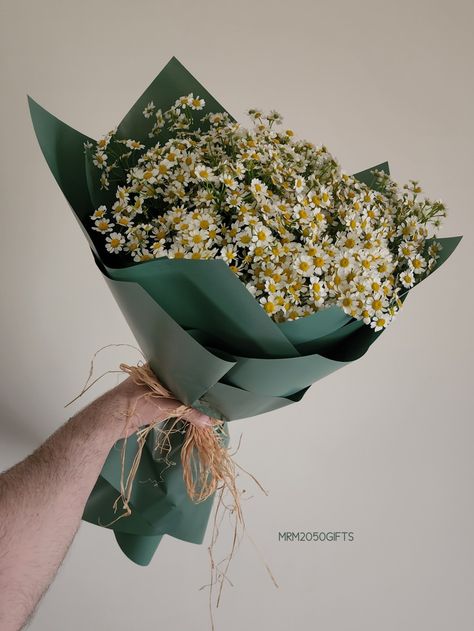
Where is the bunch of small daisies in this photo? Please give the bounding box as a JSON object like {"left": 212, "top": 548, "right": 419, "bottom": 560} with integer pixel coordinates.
{"left": 87, "top": 94, "right": 446, "bottom": 330}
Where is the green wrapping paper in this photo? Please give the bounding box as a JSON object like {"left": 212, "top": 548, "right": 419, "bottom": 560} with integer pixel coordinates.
{"left": 28, "top": 57, "right": 462, "bottom": 566}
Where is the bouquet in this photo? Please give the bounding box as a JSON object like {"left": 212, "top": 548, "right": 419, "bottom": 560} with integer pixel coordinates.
{"left": 28, "top": 57, "right": 461, "bottom": 567}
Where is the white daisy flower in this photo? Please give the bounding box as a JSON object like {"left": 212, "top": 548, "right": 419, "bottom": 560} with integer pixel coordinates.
{"left": 125, "top": 139, "right": 145, "bottom": 150}
{"left": 294, "top": 204, "right": 313, "bottom": 223}
{"left": 93, "top": 151, "right": 107, "bottom": 168}
{"left": 252, "top": 224, "right": 273, "bottom": 246}
{"left": 312, "top": 249, "right": 330, "bottom": 275}
{"left": 176, "top": 94, "right": 192, "bottom": 108}
{"left": 105, "top": 232, "right": 125, "bottom": 253}
{"left": 366, "top": 294, "right": 388, "bottom": 316}
{"left": 428, "top": 241, "right": 442, "bottom": 258}
{"left": 92, "top": 218, "right": 114, "bottom": 233}
{"left": 143, "top": 101, "right": 156, "bottom": 118}
{"left": 398, "top": 240, "right": 416, "bottom": 259}
{"left": 370, "top": 313, "right": 392, "bottom": 331}
{"left": 335, "top": 251, "right": 355, "bottom": 275}
{"left": 168, "top": 243, "right": 186, "bottom": 259}
{"left": 338, "top": 290, "right": 358, "bottom": 315}
{"left": 250, "top": 178, "right": 268, "bottom": 198}
{"left": 319, "top": 185, "right": 332, "bottom": 207}
{"left": 209, "top": 112, "right": 225, "bottom": 126}
{"left": 409, "top": 254, "right": 427, "bottom": 275}
{"left": 124, "top": 239, "right": 140, "bottom": 255}
{"left": 266, "top": 110, "right": 283, "bottom": 125}
{"left": 294, "top": 175, "right": 306, "bottom": 194}
{"left": 220, "top": 173, "right": 238, "bottom": 189}
{"left": 116, "top": 215, "right": 131, "bottom": 228}
{"left": 188, "top": 229, "right": 209, "bottom": 246}
{"left": 190, "top": 96, "right": 205, "bottom": 110}
{"left": 220, "top": 245, "right": 238, "bottom": 263}
{"left": 133, "top": 249, "right": 154, "bottom": 262}
{"left": 235, "top": 228, "right": 253, "bottom": 248}
{"left": 91, "top": 205, "right": 107, "bottom": 220}
{"left": 295, "top": 255, "right": 314, "bottom": 277}
{"left": 194, "top": 164, "right": 215, "bottom": 182}
{"left": 151, "top": 239, "right": 167, "bottom": 258}
{"left": 400, "top": 269, "right": 415, "bottom": 288}
{"left": 259, "top": 295, "right": 279, "bottom": 315}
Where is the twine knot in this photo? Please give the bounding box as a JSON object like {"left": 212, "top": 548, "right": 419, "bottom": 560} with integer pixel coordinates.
{"left": 117, "top": 362, "right": 240, "bottom": 512}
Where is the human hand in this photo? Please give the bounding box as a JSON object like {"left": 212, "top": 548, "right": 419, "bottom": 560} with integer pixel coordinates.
{"left": 101, "top": 375, "right": 212, "bottom": 440}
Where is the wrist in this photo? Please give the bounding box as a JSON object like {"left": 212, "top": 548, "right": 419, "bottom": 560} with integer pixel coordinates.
{"left": 71, "top": 390, "right": 126, "bottom": 450}
{"left": 81, "top": 376, "right": 157, "bottom": 444}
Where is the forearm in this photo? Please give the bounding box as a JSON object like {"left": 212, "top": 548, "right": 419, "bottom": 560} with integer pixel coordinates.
{"left": 0, "top": 372, "right": 208, "bottom": 631}
{"left": 0, "top": 389, "right": 124, "bottom": 631}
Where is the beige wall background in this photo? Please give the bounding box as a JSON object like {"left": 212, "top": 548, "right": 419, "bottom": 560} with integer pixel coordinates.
{"left": 1, "top": 0, "right": 473, "bottom": 629}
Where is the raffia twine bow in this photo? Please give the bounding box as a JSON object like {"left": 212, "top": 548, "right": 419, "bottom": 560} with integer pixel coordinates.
{"left": 116, "top": 361, "right": 242, "bottom": 524}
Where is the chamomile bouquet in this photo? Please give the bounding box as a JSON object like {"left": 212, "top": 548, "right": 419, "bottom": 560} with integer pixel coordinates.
{"left": 28, "top": 57, "right": 461, "bottom": 566}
